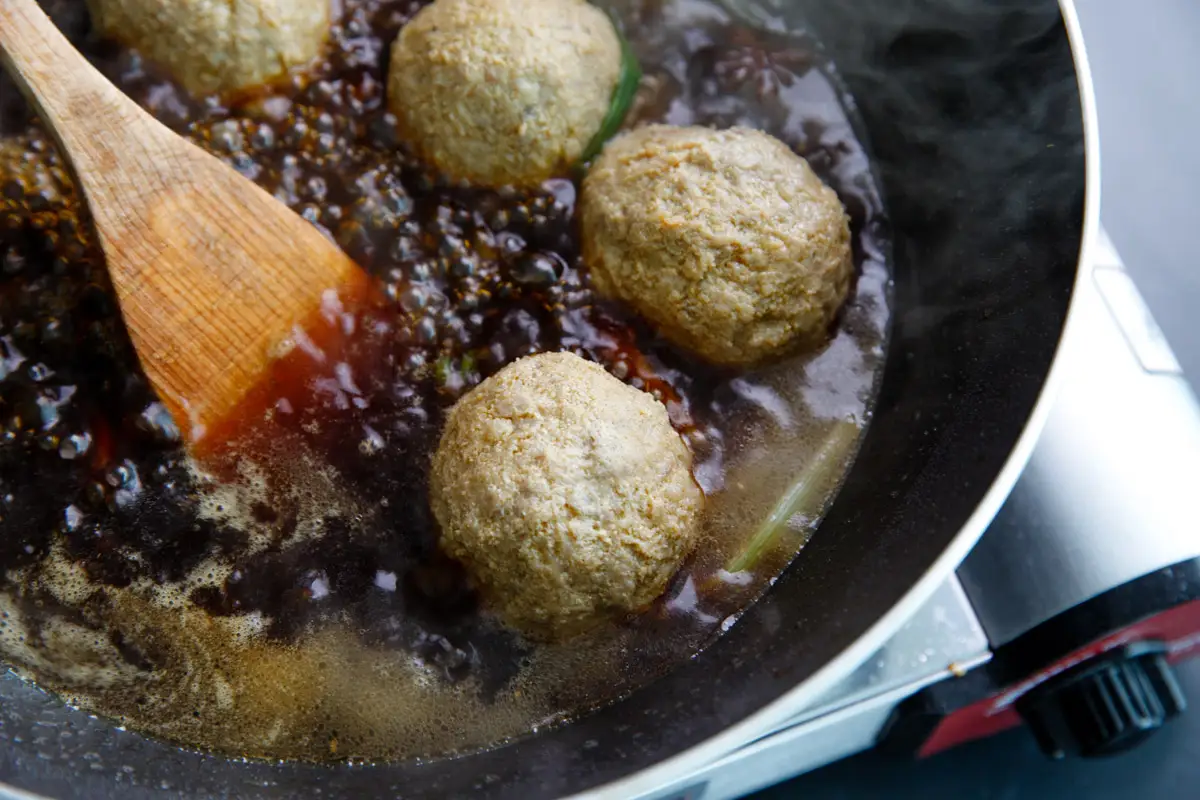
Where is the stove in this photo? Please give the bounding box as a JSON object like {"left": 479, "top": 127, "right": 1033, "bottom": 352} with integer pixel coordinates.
{"left": 630, "top": 228, "right": 1200, "bottom": 800}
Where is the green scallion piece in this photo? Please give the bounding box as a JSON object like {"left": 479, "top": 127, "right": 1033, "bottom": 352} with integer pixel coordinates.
{"left": 578, "top": 20, "right": 642, "bottom": 165}
{"left": 725, "top": 419, "right": 860, "bottom": 574}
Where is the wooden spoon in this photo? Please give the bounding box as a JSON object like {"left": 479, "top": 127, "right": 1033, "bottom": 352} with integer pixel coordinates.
{"left": 0, "top": 0, "right": 368, "bottom": 445}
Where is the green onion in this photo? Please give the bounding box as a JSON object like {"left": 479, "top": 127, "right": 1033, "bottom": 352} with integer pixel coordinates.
{"left": 725, "top": 419, "right": 860, "bottom": 574}
{"left": 578, "top": 19, "right": 642, "bottom": 165}
{"left": 460, "top": 351, "right": 477, "bottom": 375}
{"left": 433, "top": 355, "right": 453, "bottom": 387}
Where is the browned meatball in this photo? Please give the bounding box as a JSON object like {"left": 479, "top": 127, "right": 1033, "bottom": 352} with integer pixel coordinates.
{"left": 86, "top": 0, "right": 330, "bottom": 95}
{"left": 429, "top": 352, "right": 702, "bottom": 639}
{"left": 581, "top": 125, "right": 854, "bottom": 366}
{"left": 387, "top": 0, "right": 622, "bottom": 187}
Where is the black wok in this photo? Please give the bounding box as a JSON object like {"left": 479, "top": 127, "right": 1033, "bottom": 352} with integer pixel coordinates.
{"left": 0, "top": 0, "right": 1092, "bottom": 796}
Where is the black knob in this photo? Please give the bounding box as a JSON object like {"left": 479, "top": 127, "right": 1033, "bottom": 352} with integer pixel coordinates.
{"left": 1017, "top": 642, "right": 1187, "bottom": 759}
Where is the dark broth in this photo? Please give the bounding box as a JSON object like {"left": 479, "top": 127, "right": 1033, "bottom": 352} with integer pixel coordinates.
{"left": 0, "top": 0, "right": 890, "bottom": 762}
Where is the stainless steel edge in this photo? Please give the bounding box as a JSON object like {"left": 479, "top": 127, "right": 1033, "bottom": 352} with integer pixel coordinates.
{"left": 0, "top": 783, "right": 43, "bottom": 800}
{"left": 959, "top": 230, "right": 1200, "bottom": 646}
{"left": 755, "top": 575, "right": 990, "bottom": 740}
{"left": 673, "top": 653, "right": 994, "bottom": 800}
{"left": 616, "top": 575, "right": 992, "bottom": 799}
{"left": 587, "top": 1, "right": 1102, "bottom": 796}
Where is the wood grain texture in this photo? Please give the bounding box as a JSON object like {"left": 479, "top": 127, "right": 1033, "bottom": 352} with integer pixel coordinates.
{"left": 0, "top": 0, "right": 363, "bottom": 443}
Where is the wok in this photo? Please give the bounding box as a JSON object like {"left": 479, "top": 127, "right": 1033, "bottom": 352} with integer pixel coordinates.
{"left": 0, "top": 0, "right": 1095, "bottom": 796}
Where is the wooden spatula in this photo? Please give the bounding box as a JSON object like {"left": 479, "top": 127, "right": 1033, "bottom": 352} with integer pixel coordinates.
{"left": 0, "top": 0, "right": 369, "bottom": 445}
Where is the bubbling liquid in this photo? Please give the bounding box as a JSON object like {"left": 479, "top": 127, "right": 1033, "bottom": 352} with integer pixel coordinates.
{"left": 0, "top": 0, "right": 890, "bottom": 761}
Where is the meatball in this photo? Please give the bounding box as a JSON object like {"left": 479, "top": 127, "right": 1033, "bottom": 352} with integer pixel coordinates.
{"left": 86, "top": 0, "right": 329, "bottom": 96}
{"left": 581, "top": 125, "right": 854, "bottom": 366}
{"left": 429, "top": 352, "right": 702, "bottom": 639}
{"left": 387, "top": 0, "right": 623, "bottom": 188}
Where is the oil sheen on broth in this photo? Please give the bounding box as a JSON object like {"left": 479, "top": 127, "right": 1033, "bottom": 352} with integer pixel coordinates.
{"left": 0, "top": 0, "right": 890, "bottom": 762}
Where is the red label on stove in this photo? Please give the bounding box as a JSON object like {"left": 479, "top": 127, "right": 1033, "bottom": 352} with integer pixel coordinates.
{"left": 918, "top": 598, "right": 1200, "bottom": 757}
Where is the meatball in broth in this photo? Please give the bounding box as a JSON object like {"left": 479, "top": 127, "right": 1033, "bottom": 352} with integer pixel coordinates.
{"left": 430, "top": 352, "right": 703, "bottom": 640}
{"left": 387, "top": 0, "right": 623, "bottom": 187}
{"left": 86, "top": 0, "right": 330, "bottom": 95}
{"left": 581, "top": 125, "right": 854, "bottom": 366}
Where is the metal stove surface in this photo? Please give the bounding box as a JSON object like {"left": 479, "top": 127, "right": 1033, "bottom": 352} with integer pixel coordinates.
{"left": 633, "top": 229, "right": 1200, "bottom": 800}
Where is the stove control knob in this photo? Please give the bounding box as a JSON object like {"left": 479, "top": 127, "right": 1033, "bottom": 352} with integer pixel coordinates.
{"left": 1017, "top": 643, "right": 1187, "bottom": 759}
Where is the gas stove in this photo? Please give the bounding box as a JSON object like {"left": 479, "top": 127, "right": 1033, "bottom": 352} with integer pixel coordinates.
{"left": 632, "top": 228, "right": 1200, "bottom": 800}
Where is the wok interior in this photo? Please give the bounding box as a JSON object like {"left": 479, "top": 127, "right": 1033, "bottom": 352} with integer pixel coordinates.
{"left": 0, "top": 0, "right": 1085, "bottom": 797}
{"left": 0, "top": 0, "right": 891, "bottom": 766}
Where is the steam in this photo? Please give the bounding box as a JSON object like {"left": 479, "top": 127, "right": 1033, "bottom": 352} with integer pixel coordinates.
{"left": 729, "top": 0, "right": 1078, "bottom": 284}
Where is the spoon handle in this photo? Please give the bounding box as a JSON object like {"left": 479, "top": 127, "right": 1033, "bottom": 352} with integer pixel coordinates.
{"left": 0, "top": 0, "right": 367, "bottom": 445}
{"left": 0, "top": 0, "right": 178, "bottom": 223}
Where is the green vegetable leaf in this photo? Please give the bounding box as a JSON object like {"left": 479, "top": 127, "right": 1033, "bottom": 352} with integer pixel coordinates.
{"left": 579, "top": 19, "right": 642, "bottom": 165}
